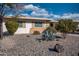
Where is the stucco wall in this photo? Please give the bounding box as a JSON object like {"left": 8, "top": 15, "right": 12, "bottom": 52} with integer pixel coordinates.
{"left": 30, "top": 22, "right": 50, "bottom": 33}
{"left": 15, "top": 22, "right": 32, "bottom": 34}
{"left": 15, "top": 28, "right": 28, "bottom": 34}
{"left": 30, "top": 28, "right": 46, "bottom": 33}
{"left": 3, "top": 22, "right": 32, "bottom": 34}
{"left": 3, "top": 22, "right": 7, "bottom": 33}
{"left": 3, "top": 22, "right": 50, "bottom": 34}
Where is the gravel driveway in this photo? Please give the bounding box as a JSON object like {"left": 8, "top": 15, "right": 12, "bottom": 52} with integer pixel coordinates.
{"left": 0, "top": 34, "right": 79, "bottom": 56}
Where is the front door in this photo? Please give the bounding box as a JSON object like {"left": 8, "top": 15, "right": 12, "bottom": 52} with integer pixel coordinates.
{"left": 26, "top": 23, "right": 32, "bottom": 33}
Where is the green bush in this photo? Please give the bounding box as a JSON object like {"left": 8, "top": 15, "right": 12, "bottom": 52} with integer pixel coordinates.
{"left": 55, "top": 19, "right": 78, "bottom": 39}
{"left": 33, "top": 31, "right": 40, "bottom": 35}
{"left": 56, "top": 19, "right": 78, "bottom": 33}
{"left": 5, "top": 20, "right": 18, "bottom": 35}
{"left": 46, "top": 26, "right": 57, "bottom": 33}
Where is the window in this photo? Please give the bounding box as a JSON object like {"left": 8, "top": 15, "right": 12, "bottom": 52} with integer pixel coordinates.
{"left": 18, "top": 22, "right": 26, "bottom": 28}
{"left": 35, "top": 22, "right": 42, "bottom": 27}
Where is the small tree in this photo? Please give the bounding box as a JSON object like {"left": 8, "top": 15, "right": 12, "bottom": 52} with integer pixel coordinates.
{"left": 5, "top": 19, "right": 18, "bottom": 35}
{"left": 0, "top": 3, "right": 17, "bottom": 39}
{"left": 0, "top": 3, "right": 23, "bottom": 39}
{"left": 56, "top": 19, "right": 78, "bottom": 38}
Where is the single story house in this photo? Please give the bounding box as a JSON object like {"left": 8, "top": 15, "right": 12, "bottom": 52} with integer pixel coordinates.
{"left": 3, "top": 16, "right": 57, "bottom": 34}
{"left": 3, "top": 16, "right": 79, "bottom": 35}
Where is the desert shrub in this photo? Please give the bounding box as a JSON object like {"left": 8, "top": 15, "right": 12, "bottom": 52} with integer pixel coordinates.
{"left": 5, "top": 19, "right": 18, "bottom": 35}
{"left": 55, "top": 19, "right": 78, "bottom": 38}
{"left": 56, "top": 19, "right": 78, "bottom": 33}
{"left": 46, "top": 26, "right": 57, "bottom": 33}
{"left": 76, "top": 29, "right": 79, "bottom": 32}
{"left": 33, "top": 31, "right": 40, "bottom": 35}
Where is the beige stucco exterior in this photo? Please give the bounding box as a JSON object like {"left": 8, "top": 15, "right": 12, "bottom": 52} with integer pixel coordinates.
{"left": 30, "top": 22, "right": 49, "bottom": 33}
{"left": 3, "top": 16, "right": 52, "bottom": 34}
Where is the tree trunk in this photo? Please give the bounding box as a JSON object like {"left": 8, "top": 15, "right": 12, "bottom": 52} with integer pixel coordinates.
{"left": 62, "top": 33, "right": 66, "bottom": 39}
{"left": 0, "top": 15, "right": 3, "bottom": 39}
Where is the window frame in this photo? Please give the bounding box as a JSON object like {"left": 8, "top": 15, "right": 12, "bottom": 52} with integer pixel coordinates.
{"left": 34, "top": 22, "right": 43, "bottom": 27}
{"left": 18, "top": 22, "right": 26, "bottom": 28}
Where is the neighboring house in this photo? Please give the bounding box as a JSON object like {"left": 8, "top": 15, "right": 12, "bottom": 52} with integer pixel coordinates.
{"left": 3, "top": 16, "right": 57, "bottom": 34}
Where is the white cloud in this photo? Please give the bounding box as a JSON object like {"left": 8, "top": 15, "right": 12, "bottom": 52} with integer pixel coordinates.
{"left": 20, "top": 13, "right": 30, "bottom": 16}
{"left": 23, "top": 4, "right": 79, "bottom": 20}
{"left": 23, "top": 4, "right": 62, "bottom": 19}
{"left": 24, "top": 4, "right": 39, "bottom": 11}
{"left": 31, "top": 11, "right": 50, "bottom": 17}
{"left": 38, "top": 9, "right": 48, "bottom": 14}
{"left": 24, "top": 4, "right": 50, "bottom": 18}
{"left": 61, "top": 13, "right": 79, "bottom": 19}
{"left": 54, "top": 15, "right": 61, "bottom": 18}
{"left": 48, "top": 13, "right": 79, "bottom": 20}
{"left": 51, "top": 14, "right": 61, "bottom": 18}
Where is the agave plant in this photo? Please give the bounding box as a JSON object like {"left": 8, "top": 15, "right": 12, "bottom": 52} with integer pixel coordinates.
{"left": 42, "top": 26, "right": 56, "bottom": 41}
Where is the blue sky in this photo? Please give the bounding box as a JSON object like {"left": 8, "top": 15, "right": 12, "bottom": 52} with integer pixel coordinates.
{"left": 5, "top": 3, "right": 79, "bottom": 20}
{"left": 33, "top": 3, "right": 79, "bottom": 14}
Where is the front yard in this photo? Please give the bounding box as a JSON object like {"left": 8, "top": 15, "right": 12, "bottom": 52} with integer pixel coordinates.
{"left": 0, "top": 34, "right": 79, "bottom": 56}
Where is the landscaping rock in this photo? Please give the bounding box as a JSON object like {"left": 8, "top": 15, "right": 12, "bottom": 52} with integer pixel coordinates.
{"left": 54, "top": 44, "right": 64, "bottom": 53}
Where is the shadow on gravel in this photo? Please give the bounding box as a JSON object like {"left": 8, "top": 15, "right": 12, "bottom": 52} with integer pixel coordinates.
{"left": 48, "top": 48, "right": 56, "bottom": 52}
{"left": 3, "top": 32, "right": 11, "bottom": 36}
{"left": 55, "top": 35, "right": 62, "bottom": 38}
{"left": 78, "top": 53, "right": 79, "bottom": 56}
{"left": 36, "top": 35, "right": 63, "bottom": 42}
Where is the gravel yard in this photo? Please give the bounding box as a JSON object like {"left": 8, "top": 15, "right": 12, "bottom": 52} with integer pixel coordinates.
{"left": 0, "top": 34, "right": 79, "bottom": 56}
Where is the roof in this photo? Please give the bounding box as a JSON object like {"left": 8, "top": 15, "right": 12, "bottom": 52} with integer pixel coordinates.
{"left": 4, "top": 16, "right": 59, "bottom": 22}
{"left": 5, "top": 16, "right": 79, "bottom": 23}
{"left": 4, "top": 16, "right": 50, "bottom": 21}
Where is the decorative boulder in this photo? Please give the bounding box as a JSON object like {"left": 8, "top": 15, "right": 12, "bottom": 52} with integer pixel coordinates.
{"left": 54, "top": 44, "right": 64, "bottom": 53}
